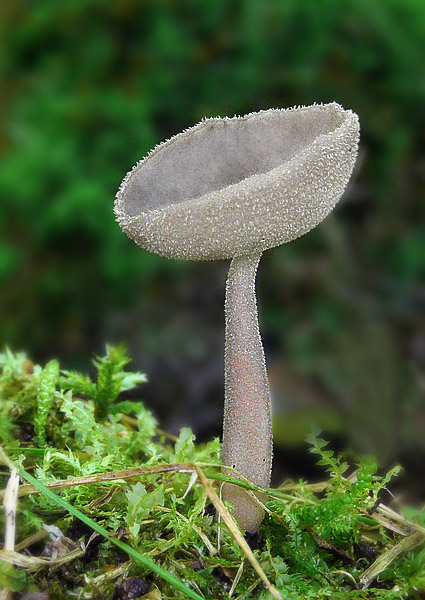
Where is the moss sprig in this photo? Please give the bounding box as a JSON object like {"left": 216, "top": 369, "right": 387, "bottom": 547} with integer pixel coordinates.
{"left": 34, "top": 360, "right": 59, "bottom": 447}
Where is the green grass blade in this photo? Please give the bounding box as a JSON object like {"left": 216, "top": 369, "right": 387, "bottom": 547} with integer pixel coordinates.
{"left": 16, "top": 466, "right": 206, "bottom": 600}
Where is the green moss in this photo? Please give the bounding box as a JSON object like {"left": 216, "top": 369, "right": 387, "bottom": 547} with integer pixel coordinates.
{"left": 0, "top": 347, "right": 424, "bottom": 599}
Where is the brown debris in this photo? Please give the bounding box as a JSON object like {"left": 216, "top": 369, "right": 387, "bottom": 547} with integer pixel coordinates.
{"left": 114, "top": 576, "right": 150, "bottom": 600}
{"left": 306, "top": 528, "right": 354, "bottom": 565}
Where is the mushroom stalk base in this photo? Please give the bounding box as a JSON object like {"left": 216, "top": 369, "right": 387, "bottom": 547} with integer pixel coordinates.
{"left": 222, "top": 253, "right": 272, "bottom": 533}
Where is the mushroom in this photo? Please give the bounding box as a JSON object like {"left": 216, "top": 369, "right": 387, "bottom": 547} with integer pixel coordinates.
{"left": 115, "top": 103, "right": 360, "bottom": 533}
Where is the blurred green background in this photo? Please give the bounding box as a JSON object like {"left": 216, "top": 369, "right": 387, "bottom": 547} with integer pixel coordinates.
{"left": 1, "top": 0, "right": 425, "bottom": 493}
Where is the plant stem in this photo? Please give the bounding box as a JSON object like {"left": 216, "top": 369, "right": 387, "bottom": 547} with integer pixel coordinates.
{"left": 222, "top": 252, "right": 272, "bottom": 532}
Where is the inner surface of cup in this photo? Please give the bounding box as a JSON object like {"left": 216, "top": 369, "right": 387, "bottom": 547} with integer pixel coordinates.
{"left": 121, "top": 105, "right": 346, "bottom": 217}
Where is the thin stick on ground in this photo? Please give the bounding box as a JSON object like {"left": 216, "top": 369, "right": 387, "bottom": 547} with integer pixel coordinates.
{"left": 2, "top": 469, "right": 19, "bottom": 551}
{"left": 359, "top": 531, "right": 425, "bottom": 590}
{"left": 193, "top": 464, "right": 283, "bottom": 600}
{"left": 0, "top": 462, "right": 253, "bottom": 500}
{"left": 0, "top": 462, "right": 197, "bottom": 499}
{"left": 1, "top": 468, "right": 20, "bottom": 600}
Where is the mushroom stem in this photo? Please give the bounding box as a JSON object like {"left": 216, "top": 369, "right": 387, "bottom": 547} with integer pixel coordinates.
{"left": 222, "top": 252, "right": 272, "bottom": 532}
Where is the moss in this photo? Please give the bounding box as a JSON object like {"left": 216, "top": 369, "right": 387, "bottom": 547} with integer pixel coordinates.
{"left": 0, "top": 346, "right": 424, "bottom": 599}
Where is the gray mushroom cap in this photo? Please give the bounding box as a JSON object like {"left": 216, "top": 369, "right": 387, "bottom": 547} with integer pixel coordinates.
{"left": 115, "top": 103, "right": 359, "bottom": 261}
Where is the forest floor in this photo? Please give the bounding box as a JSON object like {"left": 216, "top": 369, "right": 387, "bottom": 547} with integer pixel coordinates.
{"left": 0, "top": 346, "right": 424, "bottom": 600}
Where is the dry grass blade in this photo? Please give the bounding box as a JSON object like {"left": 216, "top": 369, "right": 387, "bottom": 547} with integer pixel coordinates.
{"left": 84, "top": 562, "right": 130, "bottom": 586}
{"left": 368, "top": 512, "right": 410, "bottom": 537}
{"left": 277, "top": 480, "right": 329, "bottom": 493}
{"left": 0, "top": 546, "right": 85, "bottom": 570}
{"left": 229, "top": 560, "right": 244, "bottom": 597}
{"left": 359, "top": 531, "right": 425, "bottom": 589}
{"left": 359, "top": 502, "right": 425, "bottom": 539}
{"left": 192, "top": 465, "right": 283, "bottom": 600}
{"left": 376, "top": 504, "right": 425, "bottom": 536}
{"left": 14, "top": 529, "right": 49, "bottom": 552}
{"left": 0, "top": 461, "right": 259, "bottom": 500}
{"left": 0, "top": 462, "right": 196, "bottom": 500}
{"left": 1, "top": 468, "right": 20, "bottom": 600}
{"left": 2, "top": 469, "right": 19, "bottom": 551}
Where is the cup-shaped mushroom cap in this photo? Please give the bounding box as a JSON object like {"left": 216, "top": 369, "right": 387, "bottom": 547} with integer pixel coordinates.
{"left": 115, "top": 103, "right": 359, "bottom": 261}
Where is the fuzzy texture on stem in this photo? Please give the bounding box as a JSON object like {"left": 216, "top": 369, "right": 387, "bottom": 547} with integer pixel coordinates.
{"left": 222, "top": 253, "right": 271, "bottom": 532}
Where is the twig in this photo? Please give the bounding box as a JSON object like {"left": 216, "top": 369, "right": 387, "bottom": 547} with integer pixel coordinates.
{"left": 14, "top": 529, "right": 49, "bottom": 552}
{"left": 229, "top": 561, "right": 244, "bottom": 597}
{"left": 0, "top": 546, "right": 85, "bottom": 571}
{"left": 3, "top": 470, "right": 19, "bottom": 551}
{"left": 193, "top": 464, "right": 283, "bottom": 600}
{"left": 0, "top": 462, "right": 197, "bottom": 499}
{"left": 376, "top": 504, "right": 425, "bottom": 536}
{"left": 84, "top": 561, "right": 130, "bottom": 586}
{"left": 359, "top": 503, "right": 425, "bottom": 538}
{"left": 359, "top": 531, "right": 425, "bottom": 589}
{"left": 155, "top": 426, "right": 179, "bottom": 442}
{"left": 0, "top": 462, "right": 261, "bottom": 501}
{"left": 1, "top": 469, "right": 19, "bottom": 600}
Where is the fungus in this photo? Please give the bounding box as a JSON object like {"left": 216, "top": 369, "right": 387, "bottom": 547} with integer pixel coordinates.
{"left": 115, "top": 103, "right": 360, "bottom": 533}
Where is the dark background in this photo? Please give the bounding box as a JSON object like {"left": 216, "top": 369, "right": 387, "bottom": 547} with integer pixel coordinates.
{"left": 1, "top": 0, "right": 425, "bottom": 495}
